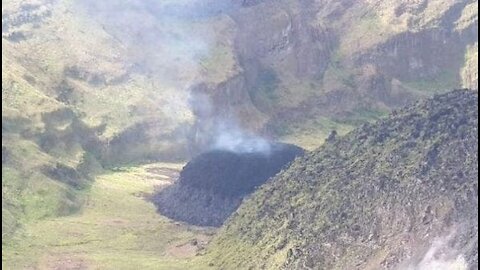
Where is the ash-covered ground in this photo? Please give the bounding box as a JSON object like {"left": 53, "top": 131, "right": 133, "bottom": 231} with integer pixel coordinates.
{"left": 152, "top": 142, "right": 304, "bottom": 227}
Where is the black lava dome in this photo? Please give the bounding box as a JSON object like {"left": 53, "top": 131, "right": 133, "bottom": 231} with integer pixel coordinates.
{"left": 179, "top": 143, "right": 305, "bottom": 197}
{"left": 153, "top": 142, "right": 304, "bottom": 226}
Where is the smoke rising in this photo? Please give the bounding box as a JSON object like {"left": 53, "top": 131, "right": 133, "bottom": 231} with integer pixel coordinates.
{"left": 75, "top": 0, "right": 270, "bottom": 156}
{"left": 188, "top": 91, "right": 272, "bottom": 154}
{"left": 76, "top": 0, "right": 220, "bottom": 83}
{"left": 398, "top": 230, "right": 469, "bottom": 270}
{"left": 211, "top": 122, "right": 272, "bottom": 154}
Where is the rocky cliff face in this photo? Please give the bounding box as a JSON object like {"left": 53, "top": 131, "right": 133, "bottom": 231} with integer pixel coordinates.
{"left": 204, "top": 89, "right": 478, "bottom": 270}
{"left": 2, "top": 0, "right": 478, "bottom": 240}
{"left": 2, "top": 0, "right": 478, "bottom": 155}
{"left": 230, "top": 0, "right": 478, "bottom": 137}
{"left": 183, "top": 0, "right": 479, "bottom": 148}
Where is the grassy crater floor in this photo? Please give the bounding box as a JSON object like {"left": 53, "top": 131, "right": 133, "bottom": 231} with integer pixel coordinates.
{"left": 2, "top": 163, "right": 215, "bottom": 270}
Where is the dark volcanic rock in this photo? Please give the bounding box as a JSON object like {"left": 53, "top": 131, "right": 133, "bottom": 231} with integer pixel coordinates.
{"left": 179, "top": 143, "right": 305, "bottom": 197}
{"left": 206, "top": 89, "right": 479, "bottom": 270}
{"left": 152, "top": 142, "right": 304, "bottom": 227}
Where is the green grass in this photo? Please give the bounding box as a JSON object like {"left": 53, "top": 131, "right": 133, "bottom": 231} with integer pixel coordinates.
{"left": 279, "top": 116, "right": 355, "bottom": 151}
{"left": 336, "top": 107, "right": 388, "bottom": 126}
{"left": 204, "top": 90, "right": 478, "bottom": 270}
{"left": 3, "top": 163, "right": 214, "bottom": 270}
{"left": 402, "top": 69, "right": 461, "bottom": 95}
{"left": 278, "top": 107, "right": 388, "bottom": 151}
{"left": 461, "top": 42, "right": 478, "bottom": 89}
{"left": 249, "top": 68, "right": 281, "bottom": 110}
{"left": 199, "top": 43, "right": 238, "bottom": 84}
{"left": 1, "top": 134, "right": 87, "bottom": 243}
{"left": 339, "top": 13, "right": 387, "bottom": 56}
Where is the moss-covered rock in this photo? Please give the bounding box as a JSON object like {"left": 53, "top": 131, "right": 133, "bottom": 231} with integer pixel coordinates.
{"left": 205, "top": 89, "right": 478, "bottom": 270}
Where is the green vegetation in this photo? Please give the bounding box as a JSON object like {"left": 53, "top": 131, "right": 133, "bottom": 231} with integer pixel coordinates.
{"left": 323, "top": 58, "right": 357, "bottom": 91}
{"left": 249, "top": 68, "right": 281, "bottom": 111}
{"left": 278, "top": 108, "right": 388, "bottom": 151}
{"left": 2, "top": 0, "right": 478, "bottom": 268}
{"left": 3, "top": 163, "right": 213, "bottom": 270}
{"left": 462, "top": 42, "right": 478, "bottom": 89}
{"left": 339, "top": 13, "right": 387, "bottom": 55}
{"left": 257, "top": 69, "right": 280, "bottom": 99}
{"left": 2, "top": 137, "right": 86, "bottom": 245}
{"left": 279, "top": 117, "right": 354, "bottom": 151}
{"left": 336, "top": 107, "right": 388, "bottom": 126}
{"left": 204, "top": 90, "right": 479, "bottom": 269}
{"left": 403, "top": 69, "right": 462, "bottom": 95}
{"left": 199, "top": 43, "right": 239, "bottom": 84}
{"left": 2, "top": 0, "right": 200, "bottom": 244}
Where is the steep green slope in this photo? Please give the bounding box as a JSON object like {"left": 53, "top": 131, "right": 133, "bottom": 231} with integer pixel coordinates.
{"left": 2, "top": 0, "right": 201, "bottom": 162}
{"left": 2, "top": 0, "right": 478, "bottom": 256}
{"left": 2, "top": 51, "right": 103, "bottom": 243}
{"left": 205, "top": 90, "right": 478, "bottom": 269}
{"left": 1, "top": 0, "right": 220, "bottom": 242}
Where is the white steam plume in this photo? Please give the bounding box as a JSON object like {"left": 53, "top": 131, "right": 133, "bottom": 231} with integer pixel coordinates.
{"left": 76, "top": 0, "right": 268, "bottom": 156}
{"left": 398, "top": 230, "right": 469, "bottom": 270}
{"left": 211, "top": 122, "right": 272, "bottom": 154}
{"left": 188, "top": 91, "right": 272, "bottom": 154}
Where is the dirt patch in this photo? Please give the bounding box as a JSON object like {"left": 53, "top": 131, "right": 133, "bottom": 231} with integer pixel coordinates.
{"left": 166, "top": 235, "right": 210, "bottom": 259}
{"left": 102, "top": 218, "right": 129, "bottom": 227}
{"left": 145, "top": 167, "right": 180, "bottom": 180}
{"left": 41, "top": 253, "right": 89, "bottom": 270}
{"left": 166, "top": 242, "right": 198, "bottom": 258}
